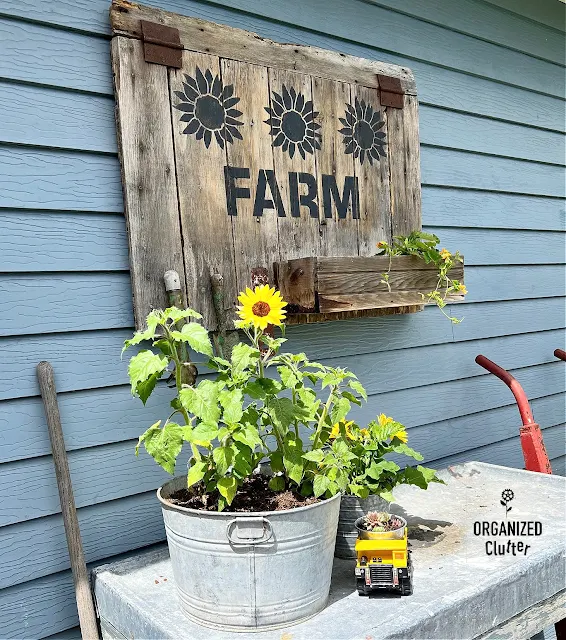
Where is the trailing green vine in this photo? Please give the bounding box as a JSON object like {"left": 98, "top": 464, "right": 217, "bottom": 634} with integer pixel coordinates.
{"left": 377, "top": 231, "right": 467, "bottom": 324}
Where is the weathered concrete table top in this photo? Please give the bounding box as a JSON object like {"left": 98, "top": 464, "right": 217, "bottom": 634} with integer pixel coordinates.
{"left": 93, "top": 462, "right": 566, "bottom": 639}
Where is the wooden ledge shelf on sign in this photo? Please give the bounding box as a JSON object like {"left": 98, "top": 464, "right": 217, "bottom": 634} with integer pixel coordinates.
{"left": 275, "top": 255, "right": 465, "bottom": 325}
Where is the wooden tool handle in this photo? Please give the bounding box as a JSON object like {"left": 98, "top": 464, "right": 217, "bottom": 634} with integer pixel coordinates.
{"left": 37, "top": 361, "right": 99, "bottom": 640}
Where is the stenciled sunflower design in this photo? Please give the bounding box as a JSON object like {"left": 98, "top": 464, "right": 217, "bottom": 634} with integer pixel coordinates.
{"left": 264, "top": 85, "right": 321, "bottom": 159}
{"left": 339, "top": 97, "right": 386, "bottom": 166}
{"left": 237, "top": 285, "right": 287, "bottom": 330}
{"left": 174, "top": 67, "right": 243, "bottom": 149}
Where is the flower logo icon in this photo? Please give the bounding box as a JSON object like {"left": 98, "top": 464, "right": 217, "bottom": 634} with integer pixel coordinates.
{"left": 500, "top": 488, "right": 514, "bottom": 516}
{"left": 264, "top": 85, "right": 322, "bottom": 159}
{"left": 174, "top": 67, "right": 243, "bottom": 149}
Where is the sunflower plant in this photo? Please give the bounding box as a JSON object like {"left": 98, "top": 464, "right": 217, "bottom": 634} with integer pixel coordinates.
{"left": 126, "top": 285, "right": 441, "bottom": 511}
{"left": 325, "top": 415, "right": 443, "bottom": 502}
{"left": 377, "top": 231, "right": 466, "bottom": 324}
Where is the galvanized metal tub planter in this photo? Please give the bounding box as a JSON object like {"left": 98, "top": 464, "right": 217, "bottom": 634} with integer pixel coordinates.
{"left": 157, "top": 476, "right": 341, "bottom": 632}
{"left": 355, "top": 514, "right": 407, "bottom": 540}
{"left": 336, "top": 494, "right": 395, "bottom": 558}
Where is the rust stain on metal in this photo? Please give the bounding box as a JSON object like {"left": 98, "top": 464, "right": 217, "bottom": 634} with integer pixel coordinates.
{"left": 377, "top": 73, "right": 404, "bottom": 108}
{"left": 141, "top": 20, "right": 182, "bottom": 68}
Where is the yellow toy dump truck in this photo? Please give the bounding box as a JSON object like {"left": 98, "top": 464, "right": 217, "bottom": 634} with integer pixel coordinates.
{"left": 354, "top": 513, "right": 413, "bottom": 596}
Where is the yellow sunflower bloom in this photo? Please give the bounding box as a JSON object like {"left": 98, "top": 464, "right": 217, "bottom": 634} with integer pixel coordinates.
{"left": 393, "top": 429, "right": 408, "bottom": 443}
{"left": 237, "top": 285, "right": 287, "bottom": 330}
{"left": 457, "top": 284, "right": 467, "bottom": 295}
{"left": 329, "top": 420, "right": 355, "bottom": 440}
{"left": 439, "top": 248, "right": 452, "bottom": 261}
{"left": 359, "top": 428, "right": 369, "bottom": 438}
{"left": 378, "top": 413, "right": 393, "bottom": 427}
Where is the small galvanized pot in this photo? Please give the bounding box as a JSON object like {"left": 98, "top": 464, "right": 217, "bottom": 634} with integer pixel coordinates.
{"left": 335, "top": 494, "right": 395, "bottom": 558}
{"left": 158, "top": 476, "right": 340, "bottom": 632}
{"left": 355, "top": 514, "right": 407, "bottom": 540}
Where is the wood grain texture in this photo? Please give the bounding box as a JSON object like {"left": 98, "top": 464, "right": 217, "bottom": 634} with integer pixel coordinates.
{"left": 481, "top": 0, "right": 566, "bottom": 32}
{"left": 318, "top": 264, "right": 465, "bottom": 295}
{"left": 0, "top": 491, "right": 164, "bottom": 589}
{"left": 318, "top": 291, "right": 463, "bottom": 313}
{"left": 178, "top": 0, "right": 565, "bottom": 97}
{"left": 0, "top": 147, "right": 122, "bottom": 212}
{"left": 362, "top": 0, "right": 566, "bottom": 64}
{"left": 422, "top": 188, "right": 566, "bottom": 231}
{"left": 221, "top": 59, "right": 279, "bottom": 291}
{"left": 0, "top": 384, "right": 175, "bottom": 463}
{"left": 287, "top": 297, "right": 566, "bottom": 359}
{"left": 432, "top": 422, "right": 566, "bottom": 471}
{"left": 0, "top": 439, "right": 188, "bottom": 527}
{"left": 451, "top": 298, "right": 566, "bottom": 342}
{"left": 0, "top": 213, "right": 128, "bottom": 272}
{"left": 324, "top": 328, "right": 565, "bottom": 396}
{"left": 421, "top": 147, "right": 566, "bottom": 197}
{"left": 0, "top": 16, "right": 112, "bottom": 95}
{"left": 427, "top": 227, "right": 566, "bottom": 265}
{"left": 112, "top": 36, "right": 185, "bottom": 329}
{"left": 312, "top": 76, "right": 358, "bottom": 257}
{"left": 169, "top": 50, "right": 237, "bottom": 328}
{"left": 0, "top": 81, "right": 116, "bottom": 154}
{"left": 0, "top": 569, "right": 79, "bottom": 639}
{"left": 409, "top": 393, "right": 566, "bottom": 466}
{"left": 464, "top": 265, "right": 566, "bottom": 303}
{"left": 2, "top": 11, "right": 563, "bottom": 134}
{"left": 36, "top": 362, "right": 98, "bottom": 640}
{"left": 268, "top": 68, "right": 322, "bottom": 261}
{"left": 419, "top": 105, "right": 565, "bottom": 167}
{"left": 388, "top": 94, "right": 422, "bottom": 237}
{"left": 353, "top": 84, "right": 392, "bottom": 253}
{"left": 347, "top": 361, "right": 565, "bottom": 432}
{"left": 110, "top": 0, "right": 416, "bottom": 93}
{"left": 0, "top": 330, "right": 133, "bottom": 401}
{"left": 0, "top": 273, "right": 133, "bottom": 337}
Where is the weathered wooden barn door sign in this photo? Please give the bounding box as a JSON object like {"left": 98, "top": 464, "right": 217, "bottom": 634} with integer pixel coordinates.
{"left": 110, "top": 0, "right": 423, "bottom": 329}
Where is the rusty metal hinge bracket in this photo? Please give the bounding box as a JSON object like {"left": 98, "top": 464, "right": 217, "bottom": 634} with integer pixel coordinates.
{"left": 377, "top": 74, "right": 404, "bottom": 109}
{"left": 140, "top": 20, "right": 182, "bottom": 68}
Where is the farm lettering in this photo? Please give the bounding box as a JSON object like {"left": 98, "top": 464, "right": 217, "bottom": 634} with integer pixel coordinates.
{"left": 224, "top": 166, "right": 359, "bottom": 219}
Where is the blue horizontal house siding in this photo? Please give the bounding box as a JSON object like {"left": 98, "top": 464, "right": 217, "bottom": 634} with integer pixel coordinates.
{"left": 0, "top": 0, "right": 564, "bottom": 637}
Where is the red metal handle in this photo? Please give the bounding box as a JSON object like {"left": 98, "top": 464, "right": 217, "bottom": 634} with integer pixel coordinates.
{"left": 475, "top": 355, "right": 534, "bottom": 426}
{"left": 554, "top": 349, "right": 566, "bottom": 362}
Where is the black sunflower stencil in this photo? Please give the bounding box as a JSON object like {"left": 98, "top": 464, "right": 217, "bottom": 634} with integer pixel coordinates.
{"left": 339, "top": 97, "right": 386, "bottom": 165}
{"left": 174, "top": 67, "right": 243, "bottom": 149}
{"left": 264, "top": 85, "right": 321, "bottom": 159}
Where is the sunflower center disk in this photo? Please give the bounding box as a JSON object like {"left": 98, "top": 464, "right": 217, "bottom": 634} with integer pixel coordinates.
{"left": 252, "top": 301, "right": 271, "bottom": 317}
{"left": 353, "top": 120, "right": 374, "bottom": 150}
{"left": 281, "top": 111, "right": 307, "bottom": 143}
{"left": 195, "top": 95, "right": 225, "bottom": 131}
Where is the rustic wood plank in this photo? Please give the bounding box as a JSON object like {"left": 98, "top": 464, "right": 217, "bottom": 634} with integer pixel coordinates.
{"left": 352, "top": 84, "right": 392, "bottom": 254}
{"left": 221, "top": 58, "right": 279, "bottom": 292}
{"left": 312, "top": 76, "right": 358, "bottom": 256}
{"left": 268, "top": 68, "right": 321, "bottom": 260}
{"left": 316, "top": 255, "right": 457, "bottom": 273}
{"left": 111, "top": 37, "right": 185, "bottom": 329}
{"left": 319, "top": 291, "right": 464, "bottom": 313}
{"left": 169, "top": 51, "right": 237, "bottom": 329}
{"left": 275, "top": 257, "right": 317, "bottom": 311}
{"left": 36, "top": 362, "right": 99, "bottom": 640}
{"left": 284, "top": 305, "right": 421, "bottom": 324}
{"left": 318, "top": 264, "right": 464, "bottom": 295}
{"left": 388, "top": 94, "right": 422, "bottom": 237}
{"left": 109, "top": 0, "right": 416, "bottom": 94}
